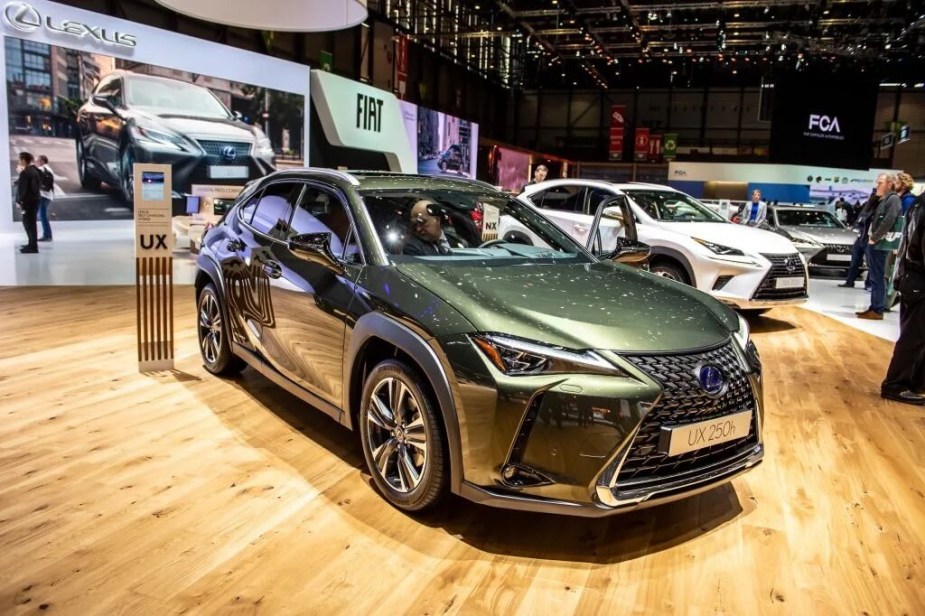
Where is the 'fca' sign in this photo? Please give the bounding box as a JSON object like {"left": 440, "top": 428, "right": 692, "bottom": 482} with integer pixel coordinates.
{"left": 356, "top": 93, "right": 384, "bottom": 132}
{"left": 808, "top": 114, "right": 841, "bottom": 133}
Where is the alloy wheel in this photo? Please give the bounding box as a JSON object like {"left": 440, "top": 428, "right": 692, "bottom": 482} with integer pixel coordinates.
{"left": 365, "top": 377, "right": 429, "bottom": 493}
{"left": 121, "top": 148, "right": 135, "bottom": 203}
{"left": 198, "top": 291, "right": 223, "bottom": 366}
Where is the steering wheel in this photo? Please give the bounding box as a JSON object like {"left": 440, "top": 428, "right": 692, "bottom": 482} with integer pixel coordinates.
{"left": 478, "top": 238, "right": 509, "bottom": 248}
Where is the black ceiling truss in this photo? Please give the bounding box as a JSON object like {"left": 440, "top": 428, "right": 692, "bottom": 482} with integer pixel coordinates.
{"left": 373, "top": 0, "right": 925, "bottom": 89}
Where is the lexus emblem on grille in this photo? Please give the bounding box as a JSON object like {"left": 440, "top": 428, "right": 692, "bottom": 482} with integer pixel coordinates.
{"left": 784, "top": 257, "right": 797, "bottom": 273}
{"left": 220, "top": 146, "right": 237, "bottom": 162}
{"left": 697, "top": 364, "right": 727, "bottom": 397}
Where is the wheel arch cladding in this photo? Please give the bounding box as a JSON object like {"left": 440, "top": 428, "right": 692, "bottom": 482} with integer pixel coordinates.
{"left": 345, "top": 312, "right": 464, "bottom": 491}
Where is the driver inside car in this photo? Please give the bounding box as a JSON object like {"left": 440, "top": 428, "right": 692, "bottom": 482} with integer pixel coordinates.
{"left": 403, "top": 199, "right": 454, "bottom": 256}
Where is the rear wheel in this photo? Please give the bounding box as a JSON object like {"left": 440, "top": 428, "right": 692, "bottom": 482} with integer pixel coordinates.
{"left": 359, "top": 360, "right": 448, "bottom": 512}
{"left": 197, "top": 283, "right": 245, "bottom": 376}
{"left": 650, "top": 261, "right": 690, "bottom": 285}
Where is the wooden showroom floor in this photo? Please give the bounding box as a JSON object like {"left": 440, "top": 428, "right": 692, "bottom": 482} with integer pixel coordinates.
{"left": 1, "top": 286, "right": 924, "bottom": 615}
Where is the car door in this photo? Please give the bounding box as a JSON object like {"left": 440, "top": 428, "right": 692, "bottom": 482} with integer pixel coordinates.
{"left": 259, "top": 182, "right": 361, "bottom": 406}
{"left": 587, "top": 187, "right": 630, "bottom": 253}
{"left": 529, "top": 185, "right": 591, "bottom": 244}
{"left": 219, "top": 181, "right": 299, "bottom": 356}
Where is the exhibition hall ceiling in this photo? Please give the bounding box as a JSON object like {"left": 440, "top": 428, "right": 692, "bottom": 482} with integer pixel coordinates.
{"left": 373, "top": 0, "right": 924, "bottom": 88}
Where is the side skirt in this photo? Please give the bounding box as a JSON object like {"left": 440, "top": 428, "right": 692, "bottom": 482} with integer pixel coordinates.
{"left": 232, "top": 343, "right": 345, "bottom": 425}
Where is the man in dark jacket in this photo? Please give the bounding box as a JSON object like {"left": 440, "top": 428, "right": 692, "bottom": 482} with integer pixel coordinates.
{"left": 403, "top": 200, "right": 452, "bottom": 256}
{"left": 839, "top": 189, "right": 880, "bottom": 288}
{"left": 857, "top": 173, "right": 903, "bottom": 320}
{"left": 881, "top": 193, "right": 925, "bottom": 405}
{"left": 15, "top": 151, "right": 42, "bottom": 254}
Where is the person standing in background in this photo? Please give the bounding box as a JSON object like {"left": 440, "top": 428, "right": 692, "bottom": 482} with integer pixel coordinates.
{"left": 521, "top": 164, "right": 548, "bottom": 192}
{"left": 886, "top": 173, "right": 918, "bottom": 309}
{"left": 739, "top": 189, "right": 767, "bottom": 226}
{"left": 857, "top": 173, "right": 903, "bottom": 320}
{"left": 15, "top": 151, "right": 42, "bottom": 254}
{"left": 840, "top": 188, "right": 880, "bottom": 289}
{"left": 881, "top": 190, "right": 925, "bottom": 405}
{"left": 36, "top": 155, "right": 56, "bottom": 242}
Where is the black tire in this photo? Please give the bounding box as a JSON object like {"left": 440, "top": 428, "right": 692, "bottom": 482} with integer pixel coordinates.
{"left": 650, "top": 261, "right": 690, "bottom": 285}
{"left": 76, "top": 139, "right": 101, "bottom": 190}
{"left": 438, "top": 161, "right": 447, "bottom": 172}
{"left": 741, "top": 309, "right": 771, "bottom": 316}
{"left": 197, "top": 283, "right": 245, "bottom": 376}
{"left": 359, "top": 359, "right": 448, "bottom": 512}
{"left": 119, "top": 145, "right": 135, "bottom": 205}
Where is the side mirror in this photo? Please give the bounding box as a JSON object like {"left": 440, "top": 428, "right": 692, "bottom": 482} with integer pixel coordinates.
{"left": 233, "top": 110, "right": 244, "bottom": 120}
{"left": 92, "top": 94, "right": 115, "bottom": 111}
{"left": 601, "top": 206, "right": 624, "bottom": 223}
{"left": 288, "top": 232, "right": 344, "bottom": 274}
{"left": 606, "top": 238, "right": 651, "bottom": 267}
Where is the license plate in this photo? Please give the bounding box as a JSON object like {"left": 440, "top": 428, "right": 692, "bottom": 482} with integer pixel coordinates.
{"left": 209, "top": 165, "right": 249, "bottom": 179}
{"left": 828, "top": 254, "right": 852, "bottom": 262}
{"left": 659, "top": 410, "right": 753, "bottom": 457}
{"left": 775, "top": 276, "right": 804, "bottom": 289}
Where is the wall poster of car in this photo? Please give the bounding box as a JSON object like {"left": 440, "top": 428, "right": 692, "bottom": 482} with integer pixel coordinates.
{"left": 416, "top": 106, "right": 478, "bottom": 179}
{"left": 5, "top": 35, "right": 306, "bottom": 221}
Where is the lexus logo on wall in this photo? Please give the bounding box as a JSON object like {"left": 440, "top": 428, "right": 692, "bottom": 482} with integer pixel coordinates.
{"left": 2, "top": 1, "right": 137, "bottom": 47}
{"left": 3, "top": 2, "right": 40, "bottom": 32}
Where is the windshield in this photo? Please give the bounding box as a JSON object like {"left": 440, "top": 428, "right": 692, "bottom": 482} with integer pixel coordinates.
{"left": 624, "top": 190, "right": 726, "bottom": 223}
{"left": 776, "top": 209, "right": 845, "bottom": 228}
{"left": 359, "top": 186, "right": 594, "bottom": 266}
{"left": 126, "top": 78, "right": 232, "bottom": 119}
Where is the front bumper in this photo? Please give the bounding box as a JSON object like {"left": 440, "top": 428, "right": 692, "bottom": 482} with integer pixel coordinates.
{"left": 443, "top": 335, "right": 764, "bottom": 516}
{"left": 694, "top": 252, "right": 808, "bottom": 310}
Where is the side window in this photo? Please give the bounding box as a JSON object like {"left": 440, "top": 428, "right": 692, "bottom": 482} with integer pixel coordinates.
{"left": 536, "top": 185, "right": 586, "bottom": 213}
{"left": 238, "top": 189, "right": 263, "bottom": 224}
{"left": 289, "top": 186, "right": 359, "bottom": 262}
{"left": 109, "top": 78, "right": 123, "bottom": 107}
{"left": 249, "top": 182, "right": 300, "bottom": 237}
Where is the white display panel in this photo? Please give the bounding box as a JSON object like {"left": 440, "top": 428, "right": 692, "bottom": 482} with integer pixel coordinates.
{"left": 2, "top": 0, "right": 311, "bottom": 233}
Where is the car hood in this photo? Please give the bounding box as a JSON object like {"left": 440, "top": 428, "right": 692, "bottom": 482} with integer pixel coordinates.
{"left": 395, "top": 262, "right": 738, "bottom": 352}
{"left": 659, "top": 222, "right": 797, "bottom": 254}
{"left": 779, "top": 225, "right": 856, "bottom": 245}
{"left": 135, "top": 111, "right": 258, "bottom": 141}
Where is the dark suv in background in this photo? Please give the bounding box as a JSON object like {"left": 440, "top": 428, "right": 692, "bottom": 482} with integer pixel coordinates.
{"left": 195, "top": 170, "right": 764, "bottom": 516}
{"left": 76, "top": 71, "right": 276, "bottom": 203}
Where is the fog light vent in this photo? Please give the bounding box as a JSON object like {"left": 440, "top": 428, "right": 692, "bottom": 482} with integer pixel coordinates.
{"left": 713, "top": 275, "right": 734, "bottom": 291}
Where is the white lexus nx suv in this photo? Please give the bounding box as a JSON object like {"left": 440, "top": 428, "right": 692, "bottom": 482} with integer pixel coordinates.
{"left": 505, "top": 180, "right": 808, "bottom": 312}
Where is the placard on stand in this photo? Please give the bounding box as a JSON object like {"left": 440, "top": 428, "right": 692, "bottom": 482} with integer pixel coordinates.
{"left": 133, "top": 164, "right": 175, "bottom": 372}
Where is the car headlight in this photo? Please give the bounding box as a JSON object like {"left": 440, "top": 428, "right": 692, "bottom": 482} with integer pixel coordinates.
{"left": 733, "top": 314, "right": 750, "bottom": 349}
{"left": 257, "top": 136, "right": 273, "bottom": 152}
{"left": 472, "top": 334, "right": 627, "bottom": 377}
{"left": 130, "top": 125, "right": 187, "bottom": 151}
{"left": 692, "top": 237, "right": 745, "bottom": 257}
{"left": 788, "top": 233, "right": 821, "bottom": 248}
{"left": 733, "top": 314, "right": 762, "bottom": 374}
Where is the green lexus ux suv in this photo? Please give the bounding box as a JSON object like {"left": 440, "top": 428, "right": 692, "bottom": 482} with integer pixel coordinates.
{"left": 195, "top": 170, "right": 764, "bottom": 517}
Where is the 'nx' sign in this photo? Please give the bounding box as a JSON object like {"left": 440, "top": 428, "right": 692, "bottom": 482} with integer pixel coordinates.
{"left": 3, "top": 1, "right": 137, "bottom": 48}
{"left": 356, "top": 93, "right": 384, "bottom": 133}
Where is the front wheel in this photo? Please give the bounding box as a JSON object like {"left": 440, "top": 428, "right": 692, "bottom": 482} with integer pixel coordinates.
{"left": 76, "top": 139, "right": 101, "bottom": 190}
{"left": 359, "top": 360, "right": 448, "bottom": 512}
{"left": 120, "top": 146, "right": 135, "bottom": 204}
{"left": 650, "top": 262, "right": 690, "bottom": 285}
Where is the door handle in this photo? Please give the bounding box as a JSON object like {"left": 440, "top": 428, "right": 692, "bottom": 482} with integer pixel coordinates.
{"left": 226, "top": 238, "right": 244, "bottom": 252}
{"left": 262, "top": 260, "right": 282, "bottom": 279}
